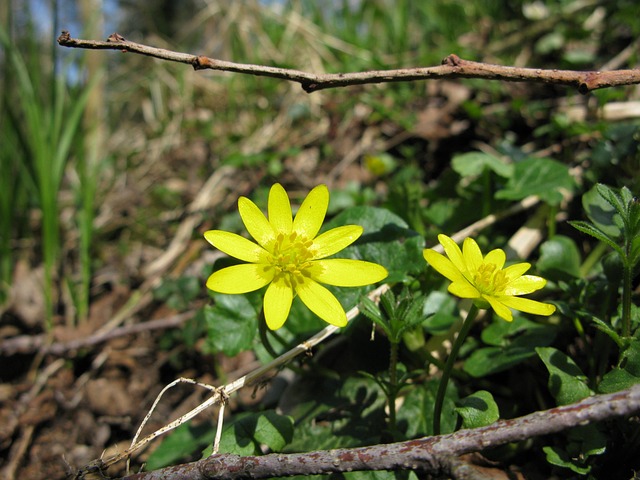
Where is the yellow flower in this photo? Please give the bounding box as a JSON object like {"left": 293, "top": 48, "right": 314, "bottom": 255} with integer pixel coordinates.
{"left": 423, "top": 234, "right": 555, "bottom": 321}
{"left": 205, "top": 184, "right": 388, "bottom": 330}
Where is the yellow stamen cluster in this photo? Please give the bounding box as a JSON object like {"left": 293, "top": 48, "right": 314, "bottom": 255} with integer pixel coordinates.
{"left": 473, "top": 263, "right": 508, "bottom": 295}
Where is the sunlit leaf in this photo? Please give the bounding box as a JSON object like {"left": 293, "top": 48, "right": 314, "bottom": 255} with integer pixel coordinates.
{"left": 201, "top": 292, "right": 261, "bottom": 356}
{"left": 451, "top": 151, "right": 513, "bottom": 178}
{"left": 495, "top": 157, "right": 574, "bottom": 205}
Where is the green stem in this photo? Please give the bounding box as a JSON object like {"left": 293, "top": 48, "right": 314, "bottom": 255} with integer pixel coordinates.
{"left": 433, "top": 304, "right": 479, "bottom": 435}
{"left": 622, "top": 261, "right": 632, "bottom": 337}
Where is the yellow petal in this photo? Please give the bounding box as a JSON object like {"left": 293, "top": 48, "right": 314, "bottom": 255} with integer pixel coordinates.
{"left": 438, "top": 234, "right": 466, "bottom": 273}
{"left": 263, "top": 277, "right": 294, "bottom": 330}
{"left": 268, "top": 183, "right": 293, "bottom": 234}
{"left": 462, "top": 237, "right": 483, "bottom": 274}
{"left": 204, "top": 230, "right": 269, "bottom": 263}
{"left": 239, "top": 196, "right": 276, "bottom": 249}
{"left": 312, "top": 225, "right": 363, "bottom": 258}
{"left": 504, "top": 275, "right": 546, "bottom": 296}
{"left": 499, "top": 296, "right": 556, "bottom": 316}
{"left": 292, "top": 184, "right": 329, "bottom": 239}
{"left": 206, "top": 264, "right": 274, "bottom": 293}
{"left": 502, "top": 262, "right": 531, "bottom": 281}
{"left": 309, "top": 259, "right": 388, "bottom": 286}
{"left": 296, "top": 278, "right": 347, "bottom": 327}
{"left": 448, "top": 281, "right": 481, "bottom": 299}
{"left": 484, "top": 295, "right": 514, "bottom": 321}
{"left": 484, "top": 248, "right": 506, "bottom": 270}
{"left": 424, "top": 249, "right": 469, "bottom": 284}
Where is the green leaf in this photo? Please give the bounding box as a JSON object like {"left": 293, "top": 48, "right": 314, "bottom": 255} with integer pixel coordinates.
{"left": 569, "top": 220, "right": 624, "bottom": 257}
{"left": 464, "top": 317, "right": 557, "bottom": 377}
{"left": 537, "top": 235, "right": 582, "bottom": 281}
{"left": 588, "top": 315, "right": 623, "bottom": 348}
{"left": 398, "top": 379, "right": 458, "bottom": 436}
{"left": 620, "top": 338, "right": 640, "bottom": 377}
{"left": 495, "top": 157, "right": 574, "bottom": 206}
{"left": 285, "top": 376, "right": 387, "bottom": 451}
{"left": 543, "top": 446, "right": 591, "bottom": 475}
{"left": 455, "top": 390, "right": 500, "bottom": 429}
{"left": 153, "top": 276, "right": 201, "bottom": 310}
{"left": 543, "top": 424, "right": 606, "bottom": 475}
{"left": 216, "top": 410, "right": 294, "bottom": 456}
{"left": 422, "top": 291, "right": 458, "bottom": 335}
{"left": 596, "top": 183, "right": 628, "bottom": 220}
{"left": 536, "top": 347, "right": 592, "bottom": 405}
{"left": 201, "top": 292, "right": 261, "bottom": 356}
{"left": 598, "top": 368, "right": 640, "bottom": 393}
{"left": 451, "top": 151, "right": 513, "bottom": 178}
{"left": 324, "top": 206, "right": 425, "bottom": 283}
{"left": 146, "top": 421, "right": 215, "bottom": 470}
{"left": 583, "top": 184, "right": 623, "bottom": 238}
{"left": 599, "top": 339, "right": 640, "bottom": 393}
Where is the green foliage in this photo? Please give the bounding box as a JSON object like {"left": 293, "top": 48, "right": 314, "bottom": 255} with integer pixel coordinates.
{"left": 201, "top": 292, "right": 261, "bottom": 356}
{"left": 451, "top": 151, "right": 513, "bottom": 179}
{"left": 153, "top": 276, "right": 201, "bottom": 310}
{"left": 543, "top": 425, "right": 607, "bottom": 475}
{"left": 213, "top": 410, "right": 294, "bottom": 456}
{"left": 495, "top": 158, "right": 575, "bottom": 206}
{"left": 570, "top": 184, "right": 640, "bottom": 337}
{"left": 537, "top": 235, "right": 582, "bottom": 281}
{"left": 359, "top": 288, "right": 428, "bottom": 344}
{"left": 146, "top": 421, "right": 215, "bottom": 470}
{"left": 324, "top": 206, "right": 425, "bottom": 284}
{"left": 0, "top": 22, "right": 98, "bottom": 327}
{"left": 464, "top": 316, "right": 558, "bottom": 378}
{"left": 598, "top": 338, "right": 640, "bottom": 393}
{"left": 537, "top": 347, "right": 591, "bottom": 405}
{"left": 455, "top": 390, "right": 500, "bottom": 429}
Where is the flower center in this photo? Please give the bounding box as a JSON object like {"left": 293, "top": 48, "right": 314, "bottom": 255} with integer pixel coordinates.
{"left": 473, "top": 262, "right": 508, "bottom": 295}
{"left": 270, "top": 232, "right": 314, "bottom": 287}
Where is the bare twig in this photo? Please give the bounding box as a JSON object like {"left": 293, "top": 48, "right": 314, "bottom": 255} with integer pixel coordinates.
{"left": 57, "top": 31, "right": 640, "bottom": 94}
{"left": 80, "top": 384, "right": 640, "bottom": 480}
{"left": 0, "top": 312, "right": 193, "bottom": 356}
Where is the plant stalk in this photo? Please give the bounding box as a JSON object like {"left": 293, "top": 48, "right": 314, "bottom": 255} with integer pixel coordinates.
{"left": 433, "top": 304, "right": 479, "bottom": 435}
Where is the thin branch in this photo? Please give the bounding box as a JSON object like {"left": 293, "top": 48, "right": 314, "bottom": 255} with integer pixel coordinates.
{"left": 57, "top": 31, "right": 640, "bottom": 94}
{"left": 76, "top": 384, "right": 640, "bottom": 480}
{"left": 0, "top": 312, "right": 193, "bottom": 356}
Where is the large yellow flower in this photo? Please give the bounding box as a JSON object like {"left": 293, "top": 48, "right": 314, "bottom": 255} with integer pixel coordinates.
{"left": 205, "top": 184, "right": 388, "bottom": 330}
{"left": 423, "top": 234, "right": 555, "bottom": 321}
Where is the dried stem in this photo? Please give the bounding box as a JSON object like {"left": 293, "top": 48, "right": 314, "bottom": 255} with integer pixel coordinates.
{"left": 57, "top": 31, "right": 640, "bottom": 94}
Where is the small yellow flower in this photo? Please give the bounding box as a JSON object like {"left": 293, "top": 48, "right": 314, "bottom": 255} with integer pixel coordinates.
{"left": 205, "top": 184, "right": 388, "bottom": 330}
{"left": 423, "top": 234, "right": 556, "bottom": 321}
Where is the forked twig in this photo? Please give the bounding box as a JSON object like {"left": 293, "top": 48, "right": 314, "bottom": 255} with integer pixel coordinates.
{"left": 57, "top": 31, "right": 640, "bottom": 94}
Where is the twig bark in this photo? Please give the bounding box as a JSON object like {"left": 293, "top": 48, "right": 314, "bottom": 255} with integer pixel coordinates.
{"left": 0, "top": 312, "right": 192, "bottom": 356}
{"left": 76, "top": 384, "right": 640, "bottom": 480}
{"left": 57, "top": 31, "right": 640, "bottom": 94}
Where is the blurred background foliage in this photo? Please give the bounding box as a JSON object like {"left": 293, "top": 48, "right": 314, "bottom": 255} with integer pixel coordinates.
{"left": 1, "top": 0, "right": 640, "bottom": 479}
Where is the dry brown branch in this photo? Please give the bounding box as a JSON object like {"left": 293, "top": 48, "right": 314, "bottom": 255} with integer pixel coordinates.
{"left": 57, "top": 31, "right": 640, "bottom": 94}
{"left": 0, "top": 312, "right": 192, "bottom": 356}
{"left": 75, "top": 384, "right": 640, "bottom": 480}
